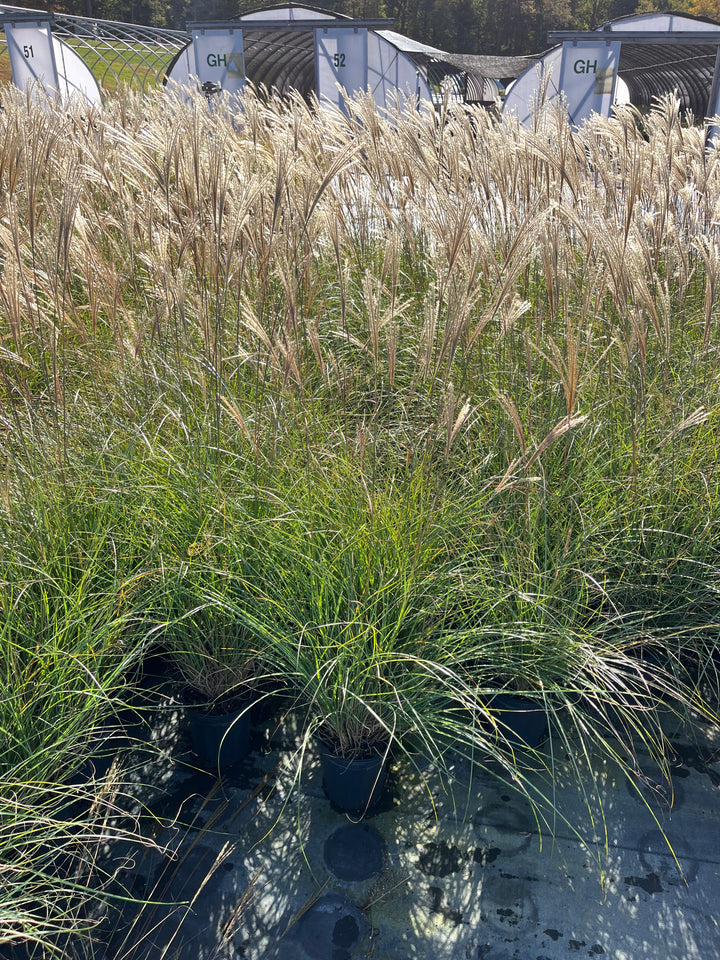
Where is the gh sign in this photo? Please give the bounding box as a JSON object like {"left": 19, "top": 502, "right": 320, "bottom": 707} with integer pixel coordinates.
{"left": 559, "top": 40, "right": 620, "bottom": 126}
{"left": 191, "top": 26, "right": 245, "bottom": 95}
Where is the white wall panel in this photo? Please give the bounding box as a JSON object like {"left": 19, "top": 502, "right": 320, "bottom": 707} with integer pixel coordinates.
{"left": 5, "top": 20, "right": 59, "bottom": 98}
{"left": 316, "top": 26, "right": 367, "bottom": 111}
{"left": 367, "top": 32, "right": 431, "bottom": 111}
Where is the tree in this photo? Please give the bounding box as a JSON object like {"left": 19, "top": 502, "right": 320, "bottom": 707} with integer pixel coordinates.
{"left": 688, "top": 0, "right": 720, "bottom": 19}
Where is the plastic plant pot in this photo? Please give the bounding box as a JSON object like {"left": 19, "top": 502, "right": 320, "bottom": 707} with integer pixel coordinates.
{"left": 491, "top": 693, "right": 548, "bottom": 749}
{"left": 318, "top": 741, "right": 388, "bottom": 814}
{"left": 188, "top": 702, "right": 251, "bottom": 771}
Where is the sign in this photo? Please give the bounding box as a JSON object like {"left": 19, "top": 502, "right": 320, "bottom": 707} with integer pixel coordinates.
{"left": 559, "top": 40, "right": 620, "bottom": 126}
{"left": 5, "top": 20, "right": 59, "bottom": 98}
{"left": 191, "top": 26, "right": 245, "bottom": 96}
{"left": 316, "top": 26, "right": 367, "bottom": 111}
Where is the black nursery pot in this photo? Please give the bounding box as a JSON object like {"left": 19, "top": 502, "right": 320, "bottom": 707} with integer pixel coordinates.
{"left": 318, "top": 742, "right": 388, "bottom": 814}
{"left": 491, "top": 693, "right": 548, "bottom": 749}
{"left": 188, "top": 702, "right": 252, "bottom": 770}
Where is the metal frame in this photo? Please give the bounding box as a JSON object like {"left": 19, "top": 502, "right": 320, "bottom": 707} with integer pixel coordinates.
{"left": 549, "top": 30, "right": 720, "bottom": 43}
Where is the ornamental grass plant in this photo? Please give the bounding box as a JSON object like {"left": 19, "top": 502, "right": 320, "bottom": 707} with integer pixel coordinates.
{"left": 1, "top": 79, "right": 720, "bottom": 949}
{"left": 0, "top": 479, "right": 160, "bottom": 957}
{"left": 234, "top": 463, "right": 466, "bottom": 763}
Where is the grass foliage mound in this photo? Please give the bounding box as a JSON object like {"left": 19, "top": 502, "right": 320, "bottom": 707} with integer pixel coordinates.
{"left": 2, "top": 83, "right": 720, "bottom": 953}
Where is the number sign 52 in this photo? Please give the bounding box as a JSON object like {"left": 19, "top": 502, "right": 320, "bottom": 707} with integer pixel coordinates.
{"left": 332, "top": 52, "right": 346, "bottom": 68}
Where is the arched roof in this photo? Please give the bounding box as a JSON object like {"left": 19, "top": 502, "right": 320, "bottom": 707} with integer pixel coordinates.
{"left": 236, "top": 4, "right": 341, "bottom": 96}
{"left": 619, "top": 42, "right": 716, "bottom": 112}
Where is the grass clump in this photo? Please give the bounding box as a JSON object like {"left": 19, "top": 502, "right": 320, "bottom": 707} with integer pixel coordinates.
{"left": 0, "top": 480, "right": 159, "bottom": 956}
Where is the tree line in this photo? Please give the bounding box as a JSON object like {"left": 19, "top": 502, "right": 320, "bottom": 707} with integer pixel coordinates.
{"left": 16, "top": 0, "right": 719, "bottom": 56}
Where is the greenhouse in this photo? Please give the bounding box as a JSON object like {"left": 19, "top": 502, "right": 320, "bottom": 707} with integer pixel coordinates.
{"left": 0, "top": 3, "right": 188, "bottom": 95}
{"left": 163, "top": 3, "right": 534, "bottom": 111}
{"left": 503, "top": 12, "right": 720, "bottom": 127}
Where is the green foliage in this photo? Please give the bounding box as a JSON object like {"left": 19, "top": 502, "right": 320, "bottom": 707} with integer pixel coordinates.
{"left": 0, "top": 480, "right": 155, "bottom": 956}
